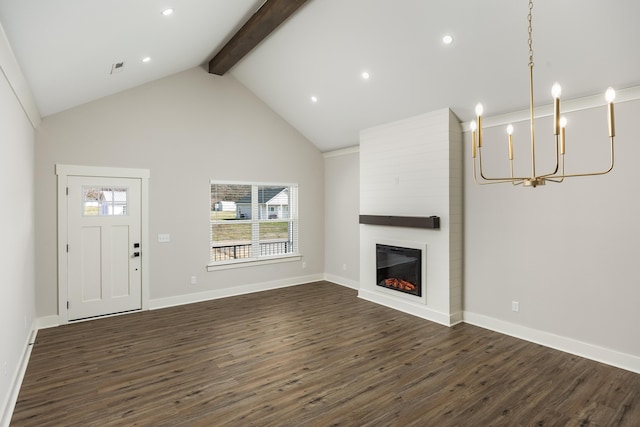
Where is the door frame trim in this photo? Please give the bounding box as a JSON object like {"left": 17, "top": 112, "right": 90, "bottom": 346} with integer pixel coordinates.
{"left": 56, "top": 164, "right": 150, "bottom": 324}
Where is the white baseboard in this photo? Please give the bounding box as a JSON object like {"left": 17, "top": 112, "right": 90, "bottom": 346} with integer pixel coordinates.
{"left": 464, "top": 311, "right": 640, "bottom": 375}
{"left": 149, "top": 274, "right": 325, "bottom": 310}
{"left": 36, "top": 315, "right": 59, "bottom": 330}
{"left": 323, "top": 274, "right": 359, "bottom": 290}
{"left": 450, "top": 311, "right": 464, "bottom": 326}
{"left": 1, "top": 325, "right": 37, "bottom": 427}
{"left": 358, "top": 288, "right": 456, "bottom": 326}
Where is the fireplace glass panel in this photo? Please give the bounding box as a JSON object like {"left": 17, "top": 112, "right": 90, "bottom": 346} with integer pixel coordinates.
{"left": 376, "top": 244, "right": 422, "bottom": 297}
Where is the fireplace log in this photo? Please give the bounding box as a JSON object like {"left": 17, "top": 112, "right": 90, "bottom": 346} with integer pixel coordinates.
{"left": 381, "top": 277, "right": 417, "bottom": 292}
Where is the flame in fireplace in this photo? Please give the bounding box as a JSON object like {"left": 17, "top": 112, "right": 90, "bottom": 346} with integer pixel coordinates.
{"left": 382, "top": 277, "right": 416, "bottom": 292}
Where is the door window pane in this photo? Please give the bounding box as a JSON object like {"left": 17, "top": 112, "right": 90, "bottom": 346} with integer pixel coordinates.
{"left": 83, "top": 187, "right": 128, "bottom": 216}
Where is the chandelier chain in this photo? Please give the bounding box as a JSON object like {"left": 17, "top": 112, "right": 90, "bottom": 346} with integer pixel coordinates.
{"left": 527, "top": 0, "right": 534, "bottom": 67}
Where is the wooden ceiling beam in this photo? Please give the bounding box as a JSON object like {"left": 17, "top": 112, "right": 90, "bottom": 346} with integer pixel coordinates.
{"left": 208, "top": 0, "right": 310, "bottom": 76}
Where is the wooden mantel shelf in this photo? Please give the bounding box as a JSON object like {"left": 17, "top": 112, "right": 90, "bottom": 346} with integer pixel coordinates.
{"left": 359, "top": 215, "right": 440, "bottom": 229}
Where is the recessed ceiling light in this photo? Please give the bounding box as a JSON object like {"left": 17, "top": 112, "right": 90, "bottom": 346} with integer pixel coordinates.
{"left": 161, "top": 8, "right": 174, "bottom": 16}
{"left": 442, "top": 34, "right": 454, "bottom": 45}
{"left": 310, "top": 96, "right": 318, "bottom": 103}
{"left": 142, "top": 57, "right": 151, "bottom": 63}
{"left": 361, "top": 71, "right": 370, "bottom": 80}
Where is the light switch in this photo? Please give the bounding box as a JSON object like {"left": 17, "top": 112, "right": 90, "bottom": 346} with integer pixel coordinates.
{"left": 158, "top": 234, "right": 171, "bottom": 243}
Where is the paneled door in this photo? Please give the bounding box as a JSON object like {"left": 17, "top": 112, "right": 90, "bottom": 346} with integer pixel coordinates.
{"left": 65, "top": 176, "right": 142, "bottom": 320}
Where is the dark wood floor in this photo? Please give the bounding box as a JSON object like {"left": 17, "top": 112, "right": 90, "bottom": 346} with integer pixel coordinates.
{"left": 11, "top": 281, "right": 640, "bottom": 426}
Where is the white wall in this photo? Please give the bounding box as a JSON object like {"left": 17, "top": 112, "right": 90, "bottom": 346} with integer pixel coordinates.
{"left": 464, "top": 98, "right": 640, "bottom": 371}
{"left": 322, "top": 98, "right": 640, "bottom": 372}
{"left": 358, "top": 109, "right": 463, "bottom": 326}
{"left": 324, "top": 148, "right": 360, "bottom": 288}
{"left": 0, "top": 26, "right": 36, "bottom": 425}
{"left": 34, "top": 66, "right": 325, "bottom": 317}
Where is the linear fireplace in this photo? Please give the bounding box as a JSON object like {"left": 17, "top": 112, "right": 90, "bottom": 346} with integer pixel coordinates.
{"left": 376, "top": 244, "right": 422, "bottom": 297}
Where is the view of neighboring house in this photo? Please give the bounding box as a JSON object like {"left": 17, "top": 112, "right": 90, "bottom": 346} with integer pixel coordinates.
{"left": 83, "top": 188, "right": 127, "bottom": 216}
{"left": 212, "top": 201, "right": 236, "bottom": 212}
{"left": 236, "top": 187, "right": 289, "bottom": 219}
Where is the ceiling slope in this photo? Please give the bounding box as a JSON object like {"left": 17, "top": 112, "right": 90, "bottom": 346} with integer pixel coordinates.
{"left": 1, "top": 1, "right": 639, "bottom": 153}
{"left": 0, "top": 0, "right": 265, "bottom": 117}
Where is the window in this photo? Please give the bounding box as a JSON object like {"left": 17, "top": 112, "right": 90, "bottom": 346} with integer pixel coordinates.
{"left": 209, "top": 181, "right": 299, "bottom": 268}
{"left": 82, "top": 186, "right": 128, "bottom": 216}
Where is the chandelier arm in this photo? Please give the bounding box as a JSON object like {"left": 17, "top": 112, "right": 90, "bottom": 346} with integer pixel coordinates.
{"left": 475, "top": 155, "right": 523, "bottom": 184}
{"left": 538, "top": 145, "right": 564, "bottom": 178}
{"left": 551, "top": 134, "right": 560, "bottom": 175}
{"left": 557, "top": 152, "right": 566, "bottom": 182}
{"left": 509, "top": 159, "right": 520, "bottom": 186}
{"left": 474, "top": 163, "right": 521, "bottom": 185}
{"left": 538, "top": 135, "right": 562, "bottom": 179}
{"left": 472, "top": 132, "right": 516, "bottom": 185}
{"left": 472, "top": 157, "right": 482, "bottom": 184}
{"left": 545, "top": 137, "right": 615, "bottom": 179}
{"left": 479, "top": 173, "right": 535, "bottom": 182}
{"left": 478, "top": 147, "right": 530, "bottom": 182}
{"left": 473, "top": 159, "right": 504, "bottom": 185}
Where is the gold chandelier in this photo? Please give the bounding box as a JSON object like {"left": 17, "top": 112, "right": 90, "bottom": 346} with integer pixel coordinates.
{"left": 470, "top": 0, "right": 616, "bottom": 188}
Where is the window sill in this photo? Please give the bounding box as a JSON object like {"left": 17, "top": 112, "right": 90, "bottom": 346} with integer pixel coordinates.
{"left": 207, "top": 254, "right": 302, "bottom": 272}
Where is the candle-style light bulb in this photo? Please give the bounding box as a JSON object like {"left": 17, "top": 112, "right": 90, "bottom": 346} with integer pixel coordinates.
{"left": 506, "top": 124, "right": 514, "bottom": 135}
{"left": 551, "top": 83, "right": 562, "bottom": 99}
{"left": 559, "top": 117, "right": 567, "bottom": 128}
{"left": 475, "top": 103, "right": 484, "bottom": 117}
{"left": 605, "top": 87, "right": 616, "bottom": 103}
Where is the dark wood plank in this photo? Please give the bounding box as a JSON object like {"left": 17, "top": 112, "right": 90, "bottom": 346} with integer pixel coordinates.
{"left": 208, "top": 0, "right": 310, "bottom": 75}
{"left": 11, "top": 281, "right": 640, "bottom": 426}
{"left": 359, "top": 214, "right": 440, "bottom": 229}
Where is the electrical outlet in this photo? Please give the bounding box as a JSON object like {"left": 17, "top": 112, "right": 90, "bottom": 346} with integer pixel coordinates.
{"left": 2, "top": 361, "right": 7, "bottom": 376}
{"left": 511, "top": 301, "right": 520, "bottom": 312}
{"left": 302, "top": 261, "right": 307, "bottom": 269}
{"left": 342, "top": 263, "right": 347, "bottom": 271}
{"left": 190, "top": 276, "right": 197, "bottom": 285}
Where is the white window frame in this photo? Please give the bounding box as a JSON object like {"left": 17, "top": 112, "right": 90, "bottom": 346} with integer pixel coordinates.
{"left": 208, "top": 180, "right": 301, "bottom": 271}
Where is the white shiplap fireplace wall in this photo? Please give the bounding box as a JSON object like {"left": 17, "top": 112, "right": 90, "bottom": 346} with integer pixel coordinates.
{"left": 358, "top": 108, "right": 463, "bottom": 326}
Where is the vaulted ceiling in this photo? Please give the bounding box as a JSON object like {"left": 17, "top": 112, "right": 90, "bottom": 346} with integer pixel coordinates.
{"left": 1, "top": 0, "right": 639, "bottom": 152}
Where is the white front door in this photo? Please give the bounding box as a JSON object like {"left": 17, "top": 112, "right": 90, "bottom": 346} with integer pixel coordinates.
{"left": 66, "top": 176, "right": 142, "bottom": 320}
